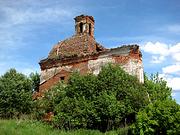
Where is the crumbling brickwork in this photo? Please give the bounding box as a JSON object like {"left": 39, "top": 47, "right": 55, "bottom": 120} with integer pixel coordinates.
{"left": 36, "top": 15, "right": 144, "bottom": 98}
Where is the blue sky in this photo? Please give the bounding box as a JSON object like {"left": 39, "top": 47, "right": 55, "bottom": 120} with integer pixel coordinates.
{"left": 0, "top": 0, "right": 180, "bottom": 103}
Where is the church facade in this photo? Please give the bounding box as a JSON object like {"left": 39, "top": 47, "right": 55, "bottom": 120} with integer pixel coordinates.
{"left": 37, "top": 15, "right": 144, "bottom": 97}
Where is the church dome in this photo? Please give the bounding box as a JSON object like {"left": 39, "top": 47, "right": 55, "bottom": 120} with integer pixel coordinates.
{"left": 48, "top": 15, "right": 106, "bottom": 59}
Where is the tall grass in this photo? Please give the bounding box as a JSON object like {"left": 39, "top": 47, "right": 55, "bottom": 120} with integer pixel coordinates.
{"left": 0, "top": 119, "right": 58, "bottom": 135}
{"left": 0, "top": 119, "right": 128, "bottom": 135}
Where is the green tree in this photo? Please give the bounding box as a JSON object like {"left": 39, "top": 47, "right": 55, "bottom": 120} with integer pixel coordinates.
{"left": 98, "top": 64, "right": 148, "bottom": 111}
{"left": 37, "top": 64, "right": 178, "bottom": 133}
{"left": 53, "top": 73, "right": 99, "bottom": 130}
{"left": 144, "top": 73, "right": 172, "bottom": 103}
{"left": 34, "top": 82, "right": 66, "bottom": 120}
{"left": 52, "top": 64, "right": 148, "bottom": 131}
{"left": 0, "top": 69, "right": 33, "bottom": 118}
{"left": 131, "top": 100, "right": 180, "bottom": 135}
{"left": 29, "top": 72, "right": 40, "bottom": 92}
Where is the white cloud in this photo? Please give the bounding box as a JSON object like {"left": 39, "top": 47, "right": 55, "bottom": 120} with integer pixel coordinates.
{"left": 159, "top": 74, "right": 180, "bottom": 92}
{"left": 162, "top": 64, "right": 180, "bottom": 75}
{"left": 160, "top": 64, "right": 180, "bottom": 92}
{"left": 142, "top": 42, "right": 180, "bottom": 92}
{"left": 169, "top": 43, "right": 180, "bottom": 53}
{"left": 172, "top": 53, "right": 180, "bottom": 62}
{"left": 169, "top": 43, "right": 180, "bottom": 62}
{"left": 141, "top": 42, "right": 180, "bottom": 64}
{"left": 167, "top": 77, "right": 180, "bottom": 91}
{"left": 141, "top": 42, "right": 169, "bottom": 56}
{"left": 160, "top": 63, "right": 180, "bottom": 92}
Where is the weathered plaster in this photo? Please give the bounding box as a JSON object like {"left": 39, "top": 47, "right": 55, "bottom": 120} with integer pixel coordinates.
{"left": 88, "top": 56, "right": 115, "bottom": 75}
{"left": 40, "top": 65, "right": 72, "bottom": 84}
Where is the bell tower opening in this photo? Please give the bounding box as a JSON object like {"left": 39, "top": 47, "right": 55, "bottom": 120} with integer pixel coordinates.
{"left": 89, "top": 23, "right": 91, "bottom": 35}
{"left": 74, "top": 15, "right": 94, "bottom": 37}
{"left": 80, "top": 22, "right": 83, "bottom": 33}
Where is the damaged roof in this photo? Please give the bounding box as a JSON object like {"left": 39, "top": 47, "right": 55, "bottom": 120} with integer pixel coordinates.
{"left": 48, "top": 34, "right": 106, "bottom": 59}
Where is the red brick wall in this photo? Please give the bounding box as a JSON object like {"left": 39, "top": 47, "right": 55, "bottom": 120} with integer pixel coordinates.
{"left": 113, "top": 56, "right": 130, "bottom": 64}
{"left": 38, "top": 60, "right": 89, "bottom": 96}
{"left": 39, "top": 70, "right": 70, "bottom": 93}
{"left": 37, "top": 45, "right": 142, "bottom": 98}
{"left": 72, "top": 61, "right": 88, "bottom": 74}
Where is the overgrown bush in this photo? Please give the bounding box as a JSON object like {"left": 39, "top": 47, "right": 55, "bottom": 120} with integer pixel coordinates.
{"left": 35, "top": 64, "right": 177, "bottom": 133}
{"left": 131, "top": 100, "right": 180, "bottom": 135}
{"left": 37, "top": 64, "right": 148, "bottom": 132}
{"left": 144, "top": 73, "right": 172, "bottom": 103}
{"left": 33, "top": 82, "right": 65, "bottom": 120}
{"left": 0, "top": 69, "right": 33, "bottom": 118}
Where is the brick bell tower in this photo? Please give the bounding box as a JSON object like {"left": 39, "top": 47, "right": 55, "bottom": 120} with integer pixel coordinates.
{"left": 74, "top": 15, "right": 95, "bottom": 37}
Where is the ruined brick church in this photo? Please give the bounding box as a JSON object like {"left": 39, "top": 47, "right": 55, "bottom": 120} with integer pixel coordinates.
{"left": 38, "top": 15, "right": 144, "bottom": 96}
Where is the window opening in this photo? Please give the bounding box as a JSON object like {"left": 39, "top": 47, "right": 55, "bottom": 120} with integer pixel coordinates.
{"left": 80, "top": 23, "right": 83, "bottom": 33}
{"left": 89, "top": 24, "right": 91, "bottom": 35}
{"left": 60, "top": 76, "right": 65, "bottom": 81}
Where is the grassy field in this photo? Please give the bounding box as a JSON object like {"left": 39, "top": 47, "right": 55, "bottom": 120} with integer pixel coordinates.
{"left": 0, "top": 119, "right": 128, "bottom": 135}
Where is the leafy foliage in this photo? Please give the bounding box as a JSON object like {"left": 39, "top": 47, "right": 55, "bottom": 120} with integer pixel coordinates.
{"left": 129, "top": 73, "right": 177, "bottom": 134}
{"left": 35, "top": 64, "right": 178, "bottom": 133}
{"left": 95, "top": 64, "right": 148, "bottom": 131}
{"left": 33, "top": 82, "right": 66, "bottom": 119}
{"left": 29, "top": 72, "right": 40, "bottom": 92}
{"left": 144, "top": 73, "right": 172, "bottom": 103}
{"left": 37, "top": 64, "right": 148, "bottom": 132}
{"left": 131, "top": 100, "right": 180, "bottom": 135}
{"left": 1, "top": 64, "right": 178, "bottom": 134}
{"left": 0, "top": 69, "right": 33, "bottom": 118}
{"left": 49, "top": 73, "right": 99, "bottom": 130}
